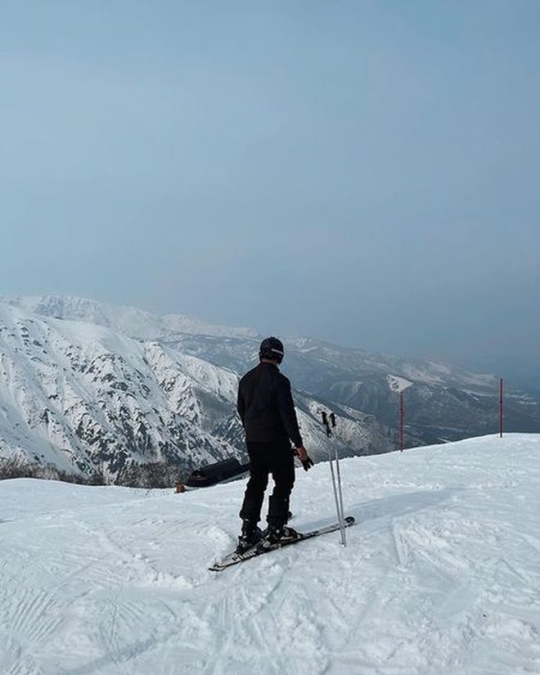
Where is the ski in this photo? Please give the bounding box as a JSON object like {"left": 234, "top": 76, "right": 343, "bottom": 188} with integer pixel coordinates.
{"left": 209, "top": 516, "right": 355, "bottom": 572}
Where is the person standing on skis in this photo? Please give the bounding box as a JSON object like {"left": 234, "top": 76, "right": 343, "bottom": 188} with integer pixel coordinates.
{"left": 236, "top": 336, "right": 313, "bottom": 552}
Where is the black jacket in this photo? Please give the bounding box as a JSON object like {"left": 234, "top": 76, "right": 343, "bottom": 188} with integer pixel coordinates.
{"left": 237, "top": 362, "right": 303, "bottom": 448}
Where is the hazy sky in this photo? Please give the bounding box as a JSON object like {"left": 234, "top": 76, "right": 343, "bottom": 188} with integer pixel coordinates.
{"left": 1, "top": 1, "right": 539, "bottom": 369}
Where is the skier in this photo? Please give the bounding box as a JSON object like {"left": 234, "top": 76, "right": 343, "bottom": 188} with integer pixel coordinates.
{"left": 236, "top": 336, "right": 313, "bottom": 553}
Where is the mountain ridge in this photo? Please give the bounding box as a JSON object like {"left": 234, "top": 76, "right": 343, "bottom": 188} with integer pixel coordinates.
{"left": 1, "top": 294, "right": 540, "bottom": 484}
{"left": 0, "top": 297, "right": 393, "bottom": 482}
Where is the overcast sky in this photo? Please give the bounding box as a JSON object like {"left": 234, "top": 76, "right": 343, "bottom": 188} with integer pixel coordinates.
{"left": 1, "top": 1, "right": 539, "bottom": 369}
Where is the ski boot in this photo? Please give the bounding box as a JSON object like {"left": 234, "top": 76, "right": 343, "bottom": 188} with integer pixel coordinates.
{"left": 263, "top": 524, "right": 301, "bottom": 547}
{"left": 235, "top": 520, "right": 263, "bottom": 554}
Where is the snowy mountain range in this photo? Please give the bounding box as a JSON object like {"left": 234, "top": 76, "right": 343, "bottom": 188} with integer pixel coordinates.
{"left": 1, "top": 295, "right": 540, "bottom": 483}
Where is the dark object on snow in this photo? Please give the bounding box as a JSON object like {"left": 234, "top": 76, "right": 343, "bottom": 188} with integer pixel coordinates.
{"left": 184, "top": 458, "right": 250, "bottom": 490}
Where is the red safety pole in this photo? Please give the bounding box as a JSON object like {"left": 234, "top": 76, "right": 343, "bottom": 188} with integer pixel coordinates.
{"left": 399, "top": 391, "right": 404, "bottom": 452}
{"left": 499, "top": 378, "right": 504, "bottom": 438}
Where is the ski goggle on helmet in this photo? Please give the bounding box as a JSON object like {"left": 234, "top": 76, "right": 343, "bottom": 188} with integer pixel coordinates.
{"left": 259, "top": 337, "right": 284, "bottom": 363}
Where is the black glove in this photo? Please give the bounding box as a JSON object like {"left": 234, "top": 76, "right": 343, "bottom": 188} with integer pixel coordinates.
{"left": 301, "top": 456, "right": 314, "bottom": 471}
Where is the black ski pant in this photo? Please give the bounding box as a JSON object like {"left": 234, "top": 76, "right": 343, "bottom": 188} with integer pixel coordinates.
{"left": 239, "top": 440, "right": 295, "bottom": 529}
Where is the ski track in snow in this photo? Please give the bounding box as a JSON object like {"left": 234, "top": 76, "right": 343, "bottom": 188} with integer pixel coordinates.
{"left": 1, "top": 435, "right": 540, "bottom": 674}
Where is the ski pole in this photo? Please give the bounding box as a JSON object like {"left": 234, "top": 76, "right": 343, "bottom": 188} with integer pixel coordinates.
{"left": 320, "top": 411, "right": 347, "bottom": 546}
{"left": 330, "top": 413, "right": 347, "bottom": 546}
{"left": 329, "top": 414, "right": 346, "bottom": 541}
{"left": 321, "top": 413, "right": 339, "bottom": 514}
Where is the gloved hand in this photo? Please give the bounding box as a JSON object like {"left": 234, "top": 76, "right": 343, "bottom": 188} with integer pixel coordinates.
{"left": 294, "top": 446, "right": 314, "bottom": 471}
{"left": 301, "top": 456, "right": 314, "bottom": 472}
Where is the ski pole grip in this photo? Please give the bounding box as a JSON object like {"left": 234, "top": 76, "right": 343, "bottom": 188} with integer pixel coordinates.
{"left": 320, "top": 411, "right": 332, "bottom": 437}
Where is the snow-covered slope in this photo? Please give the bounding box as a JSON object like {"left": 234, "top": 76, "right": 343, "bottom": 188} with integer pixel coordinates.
{"left": 0, "top": 302, "right": 243, "bottom": 478}
{"left": 1, "top": 434, "right": 540, "bottom": 674}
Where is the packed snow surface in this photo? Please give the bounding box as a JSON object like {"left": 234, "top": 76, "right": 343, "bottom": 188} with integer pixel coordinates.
{"left": 2, "top": 434, "right": 540, "bottom": 674}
